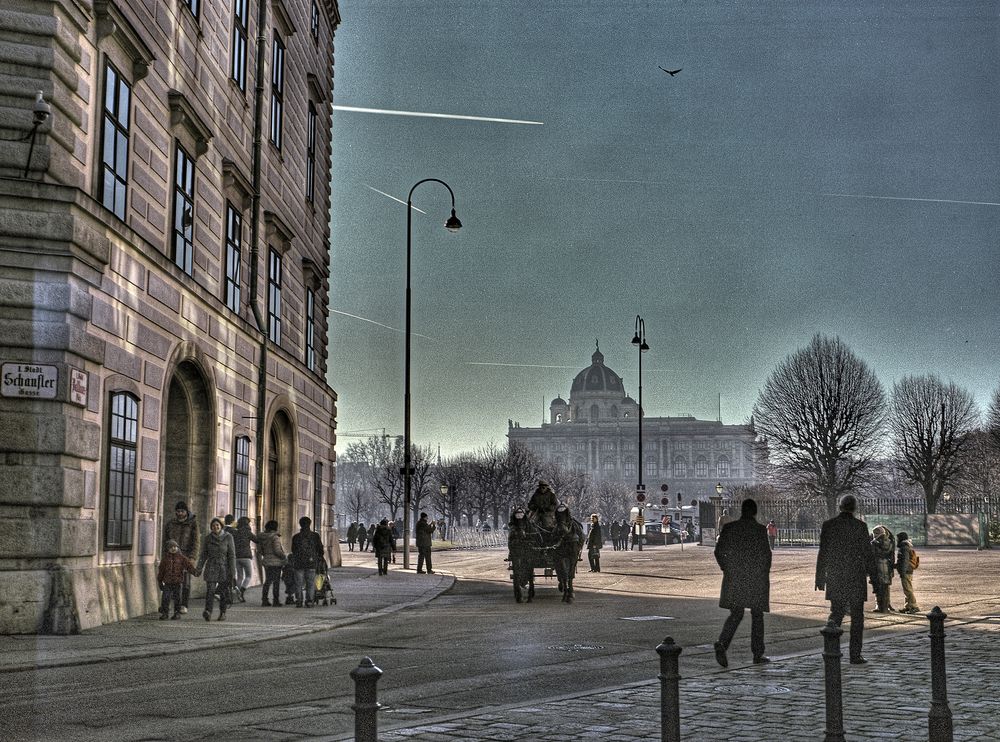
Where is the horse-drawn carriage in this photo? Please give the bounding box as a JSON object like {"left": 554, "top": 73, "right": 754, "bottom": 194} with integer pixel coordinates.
{"left": 506, "top": 483, "right": 584, "bottom": 604}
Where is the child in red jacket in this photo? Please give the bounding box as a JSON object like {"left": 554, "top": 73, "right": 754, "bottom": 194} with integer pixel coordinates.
{"left": 158, "top": 539, "right": 197, "bottom": 619}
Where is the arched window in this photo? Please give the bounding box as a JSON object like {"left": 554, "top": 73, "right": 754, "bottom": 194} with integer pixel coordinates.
{"left": 602, "top": 458, "right": 616, "bottom": 475}
{"left": 717, "top": 456, "right": 731, "bottom": 478}
{"left": 623, "top": 457, "right": 636, "bottom": 478}
{"left": 673, "top": 457, "right": 687, "bottom": 478}
{"left": 590, "top": 404, "right": 600, "bottom": 421}
{"left": 695, "top": 457, "right": 708, "bottom": 478}
{"left": 611, "top": 405, "right": 618, "bottom": 419}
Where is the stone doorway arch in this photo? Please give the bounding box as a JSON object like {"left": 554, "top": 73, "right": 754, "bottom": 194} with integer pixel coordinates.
{"left": 162, "top": 359, "right": 216, "bottom": 546}
{"left": 265, "top": 409, "right": 296, "bottom": 538}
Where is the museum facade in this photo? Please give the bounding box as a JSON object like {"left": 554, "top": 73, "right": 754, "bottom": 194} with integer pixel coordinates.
{"left": 508, "top": 345, "right": 758, "bottom": 503}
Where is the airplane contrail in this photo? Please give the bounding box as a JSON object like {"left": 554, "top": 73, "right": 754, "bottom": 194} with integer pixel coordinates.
{"left": 823, "top": 192, "right": 1000, "bottom": 207}
{"left": 466, "top": 362, "right": 578, "bottom": 369}
{"left": 363, "top": 185, "right": 427, "bottom": 213}
{"left": 330, "top": 309, "right": 438, "bottom": 341}
{"left": 333, "top": 105, "right": 544, "bottom": 126}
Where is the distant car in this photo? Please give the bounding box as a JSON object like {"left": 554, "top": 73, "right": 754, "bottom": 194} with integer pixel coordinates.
{"left": 642, "top": 521, "right": 685, "bottom": 545}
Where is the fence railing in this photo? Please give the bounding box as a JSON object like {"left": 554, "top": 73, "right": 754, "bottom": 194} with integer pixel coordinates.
{"left": 448, "top": 526, "right": 507, "bottom": 549}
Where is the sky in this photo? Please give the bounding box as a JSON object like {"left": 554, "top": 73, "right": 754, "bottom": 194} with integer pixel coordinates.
{"left": 326, "top": 0, "right": 999, "bottom": 458}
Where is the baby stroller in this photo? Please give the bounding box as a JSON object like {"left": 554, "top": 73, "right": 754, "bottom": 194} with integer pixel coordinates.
{"left": 313, "top": 558, "right": 337, "bottom": 606}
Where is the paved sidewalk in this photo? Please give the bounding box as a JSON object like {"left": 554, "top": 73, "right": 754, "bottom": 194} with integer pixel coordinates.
{"left": 0, "top": 565, "right": 454, "bottom": 674}
{"left": 331, "top": 617, "right": 1000, "bottom": 742}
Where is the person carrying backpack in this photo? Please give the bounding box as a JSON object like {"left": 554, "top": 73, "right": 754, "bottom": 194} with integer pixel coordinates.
{"left": 896, "top": 531, "right": 921, "bottom": 614}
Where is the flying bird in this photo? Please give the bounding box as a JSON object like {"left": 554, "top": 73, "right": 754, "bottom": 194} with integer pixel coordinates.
{"left": 659, "top": 66, "right": 682, "bottom": 76}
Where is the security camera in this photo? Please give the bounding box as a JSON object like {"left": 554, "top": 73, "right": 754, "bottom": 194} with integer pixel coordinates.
{"left": 32, "top": 91, "right": 51, "bottom": 126}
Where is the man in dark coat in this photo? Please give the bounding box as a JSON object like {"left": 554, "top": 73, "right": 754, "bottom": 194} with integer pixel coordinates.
{"left": 815, "top": 494, "right": 877, "bottom": 664}
{"left": 291, "top": 517, "right": 324, "bottom": 607}
{"left": 713, "top": 498, "right": 772, "bottom": 667}
{"left": 163, "top": 501, "right": 200, "bottom": 613}
{"left": 416, "top": 512, "right": 436, "bottom": 573}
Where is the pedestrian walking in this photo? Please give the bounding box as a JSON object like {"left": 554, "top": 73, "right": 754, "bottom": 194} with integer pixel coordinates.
{"left": 870, "top": 525, "right": 896, "bottom": 612}
{"left": 367, "top": 523, "right": 376, "bottom": 551}
{"left": 896, "top": 531, "right": 921, "bottom": 614}
{"left": 257, "top": 520, "right": 287, "bottom": 607}
{"left": 766, "top": 520, "right": 778, "bottom": 550}
{"left": 620, "top": 519, "right": 630, "bottom": 550}
{"left": 163, "top": 501, "right": 200, "bottom": 613}
{"left": 157, "top": 539, "right": 196, "bottom": 619}
{"left": 291, "top": 516, "right": 324, "bottom": 607}
{"left": 815, "top": 494, "right": 878, "bottom": 664}
{"left": 609, "top": 520, "right": 621, "bottom": 551}
{"left": 232, "top": 516, "right": 257, "bottom": 602}
{"left": 586, "top": 513, "right": 603, "bottom": 572}
{"left": 346, "top": 522, "right": 357, "bottom": 552}
{"left": 389, "top": 520, "right": 400, "bottom": 563}
{"left": 372, "top": 519, "right": 393, "bottom": 575}
{"left": 713, "top": 499, "right": 772, "bottom": 667}
{"left": 194, "top": 517, "right": 236, "bottom": 622}
{"left": 416, "top": 512, "right": 436, "bottom": 574}
{"left": 356, "top": 522, "right": 368, "bottom": 552}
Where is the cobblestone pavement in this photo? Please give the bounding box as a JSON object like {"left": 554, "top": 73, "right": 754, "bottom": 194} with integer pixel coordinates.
{"left": 356, "top": 619, "right": 1000, "bottom": 742}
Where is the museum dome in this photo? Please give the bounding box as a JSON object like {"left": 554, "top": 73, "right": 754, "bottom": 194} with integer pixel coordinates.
{"left": 570, "top": 342, "right": 626, "bottom": 398}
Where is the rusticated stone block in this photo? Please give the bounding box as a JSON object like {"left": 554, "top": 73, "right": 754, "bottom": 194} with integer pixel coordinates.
{"left": 0, "top": 513, "right": 97, "bottom": 559}
{"left": 0, "top": 464, "right": 86, "bottom": 507}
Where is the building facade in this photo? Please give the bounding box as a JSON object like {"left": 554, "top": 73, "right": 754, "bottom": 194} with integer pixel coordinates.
{"left": 0, "top": 0, "right": 341, "bottom": 634}
{"left": 508, "top": 344, "right": 758, "bottom": 503}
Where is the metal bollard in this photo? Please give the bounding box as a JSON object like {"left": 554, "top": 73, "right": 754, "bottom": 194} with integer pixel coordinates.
{"left": 350, "top": 656, "right": 383, "bottom": 742}
{"left": 821, "top": 620, "right": 845, "bottom": 742}
{"left": 927, "top": 607, "right": 953, "bottom": 742}
{"left": 656, "top": 636, "right": 683, "bottom": 742}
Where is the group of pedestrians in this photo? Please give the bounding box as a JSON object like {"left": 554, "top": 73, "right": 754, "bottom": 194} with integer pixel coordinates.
{"left": 607, "top": 519, "right": 638, "bottom": 550}
{"left": 158, "top": 503, "right": 329, "bottom": 621}
{"left": 712, "top": 494, "right": 923, "bottom": 668}
{"left": 349, "top": 515, "right": 436, "bottom": 576}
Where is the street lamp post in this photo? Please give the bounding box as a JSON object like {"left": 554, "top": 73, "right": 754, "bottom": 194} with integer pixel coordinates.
{"left": 402, "top": 179, "right": 462, "bottom": 570}
{"left": 439, "top": 483, "right": 448, "bottom": 541}
{"left": 631, "top": 315, "right": 649, "bottom": 550}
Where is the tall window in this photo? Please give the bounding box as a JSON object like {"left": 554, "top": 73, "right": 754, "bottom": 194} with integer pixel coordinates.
{"left": 269, "top": 32, "right": 285, "bottom": 149}
{"left": 310, "top": 0, "right": 320, "bottom": 41}
{"left": 695, "top": 457, "right": 708, "bottom": 478}
{"left": 646, "top": 460, "right": 657, "bottom": 478}
{"left": 267, "top": 248, "right": 282, "bottom": 343}
{"left": 230, "top": 0, "right": 249, "bottom": 91}
{"left": 305, "top": 287, "right": 316, "bottom": 370}
{"left": 624, "top": 458, "right": 636, "bottom": 479}
{"left": 673, "top": 457, "right": 687, "bottom": 478}
{"left": 181, "top": 0, "right": 200, "bottom": 19}
{"left": 313, "top": 462, "right": 324, "bottom": 526}
{"left": 306, "top": 102, "right": 317, "bottom": 202}
{"left": 717, "top": 456, "right": 731, "bottom": 479}
{"left": 233, "top": 436, "right": 250, "bottom": 519}
{"left": 224, "top": 202, "right": 242, "bottom": 312}
{"left": 172, "top": 143, "right": 195, "bottom": 275}
{"left": 105, "top": 392, "right": 138, "bottom": 548}
{"left": 99, "top": 61, "right": 131, "bottom": 220}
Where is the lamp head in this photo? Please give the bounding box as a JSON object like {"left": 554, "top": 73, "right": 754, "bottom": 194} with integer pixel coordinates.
{"left": 444, "top": 209, "right": 462, "bottom": 232}
{"left": 32, "top": 91, "right": 51, "bottom": 126}
{"left": 640, "top": 340, "right": 649, "bottom": 352}
{"left": 439, "top": 483, "right": 448, "bottom": 495}
{"left": 631, "top": 333, "right": 641, "bottom": 346}
{"left": 715, "top": 482, "right": 723, "bottom": 495}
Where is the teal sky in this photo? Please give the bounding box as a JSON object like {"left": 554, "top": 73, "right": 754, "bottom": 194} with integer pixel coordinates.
{"left": 327, "top": 0, "right": 999, "bottom": 457}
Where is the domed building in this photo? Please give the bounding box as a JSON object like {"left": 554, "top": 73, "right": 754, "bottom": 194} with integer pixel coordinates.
{"left": 508, "top": 342, "right": 758, "bottom": 501}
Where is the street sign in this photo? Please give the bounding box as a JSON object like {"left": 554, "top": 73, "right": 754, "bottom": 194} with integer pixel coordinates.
{"left": 661, "top": 496, "right": 669, "bottom": 506}
{"left": 660, "top": 483, "right": 669, "bottom": 492}
{"left": 636, "top": 492, "right": 646, "bottom": 503}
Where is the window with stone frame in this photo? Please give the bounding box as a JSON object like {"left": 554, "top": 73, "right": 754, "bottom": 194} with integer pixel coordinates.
{"left": 313, "top": 462, "right": 324, "bottom": 527}
{"left": 695, "top": 456, "right": 708, "bottom": 478}
{"left": 230, "top": 0, "right": 249, "bottom": 91}
{"left": 105, "top": 392, "right": 138, "bottom": 548}
{"left": 267, "top": 248, "right": 283, "bottom": 343}
{"left": 269, "top": 31, "right": 285, "bottom": 149}
{"left": 623, "top": 457, "right": 636, "bottom": 479}
{"left": 306, "top": 102, "right": 317, "bottom": 202}
{"left": 305, "top": 287, "right": 316, "bottom": 370}
{"left": 171, "top": 142, "right": 196, "bottom": 275}
{"left": 99, "top": 59, "right": 131, "bottom": 220}
{"left": 233, "top": 436, "right": 250, "bottom": 519}
{"left": 646, "top": 460, "right": 657, "bottom": 478}
{"left": 310, "top": 0, "right": 320, "bottom": 42}
{"left": 181, "top": 0, "right": 200, "bottom": 19}
{"left": 224, "top": 201, "right": 242, "bottom": 313}
{"left": 673, "top": 457, "right": 687, "bottom": 478}
{"left": 717, "top": 456, "right": 731, "bottom": 479}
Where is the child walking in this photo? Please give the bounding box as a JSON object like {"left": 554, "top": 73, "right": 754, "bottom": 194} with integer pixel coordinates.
{"left": 158, "top": 539, "right": 196, "bottom": 619}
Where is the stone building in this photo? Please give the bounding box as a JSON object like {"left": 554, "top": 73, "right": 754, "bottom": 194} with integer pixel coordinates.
{"left": 508, "top": 344, "right": 758, "bottom": 502}
{"left": 0, "top": 0, "right": 341, "bottom": 633}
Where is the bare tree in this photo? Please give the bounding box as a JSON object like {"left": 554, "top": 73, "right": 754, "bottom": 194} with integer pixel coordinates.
{"left": 889, "top": 375, "right": 979, "bottom": 513}
{"left": 752, "top": 334, "right": 886, "bottom": 517}
{"left": 594, "top": 480, "right": 633, "bottom": 521}
{"left": 956, "top": 429, "right": 1000, "bottom": 504}
{"left": 343, "top": 436, "right": 404, "bottom": 519}
{"left": 541, "top": 462, "right": 591, "bottom": 515}
{"left": 987, "top": 385, "right": 1000, "bottom": 452}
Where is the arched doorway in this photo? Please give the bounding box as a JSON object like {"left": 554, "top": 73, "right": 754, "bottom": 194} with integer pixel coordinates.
{"left": 266, "top": 410, "right": 296, "bottom": 537}
{"left": 162, "top": 360, "right": 215, "bottom": 541}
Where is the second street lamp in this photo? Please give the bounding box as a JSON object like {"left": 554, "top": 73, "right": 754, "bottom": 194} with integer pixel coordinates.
{"left": 402, "top": 179, "right": 462, "bottom": 570}
{"left": 631, "top": 315, "right": 649, "bottom": 550}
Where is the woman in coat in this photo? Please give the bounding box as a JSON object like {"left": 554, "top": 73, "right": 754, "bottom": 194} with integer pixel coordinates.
{"left": 870, "top": 525, "right": 896, "bottom": 612}
{"left": 346, "top": 522, "right": 358, "bottom": 552}
{"left": 195, "top": 517, "right": 236, "bottom": 621}
{"left": 371, "top": 519, "right": 393, "bottom": 576}
{"left": 257, "top": 520, "right": 287, "bottom": 607}
{"left": 232, "top": 516, "right": 258, "bottom": 602}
